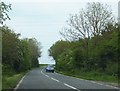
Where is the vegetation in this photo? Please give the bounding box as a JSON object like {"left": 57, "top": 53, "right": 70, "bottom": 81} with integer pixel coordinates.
{"left": 49, "top": 2, "right": 119, "bottom": 83}
{"left": 0, "top": 1, "right": 42, "bottom": 89}
{"left": 2, "top": 26, "right": 42, "bottom": 89}
{"left": 2, "top": 72, "right": 26, "bottom": 89}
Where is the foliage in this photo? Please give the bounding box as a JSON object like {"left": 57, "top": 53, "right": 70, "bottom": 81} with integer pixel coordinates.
{"left": 48, "top": 40, "right": 70, "bottom": 60}
{"left": 2, "top": 72, "right": 26, "bottom": 89}
{"left": 2, "top": 26, "right": 41, "bottom": 75}
{"left": 1, "top": 1, "right": 42, "bottom": 89}
{"left": 49, "top": 3, "right": 118, "bottom": 81}
{"left": 49, "top": 25, "right": 118, "bottom": 78}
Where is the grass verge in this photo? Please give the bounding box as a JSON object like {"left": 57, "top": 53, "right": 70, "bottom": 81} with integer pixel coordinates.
{"left": 2, "top": 72, "right": 27, "bottom": 89}
{"left": 56, "top": 70, "right": 118, "bottom": 87}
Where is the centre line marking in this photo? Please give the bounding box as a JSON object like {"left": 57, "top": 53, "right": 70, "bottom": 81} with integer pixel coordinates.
{"left": 51, "top": 77, "right": 60, "bottom": 82}
{"left": 64, "top": 83, "right": 81, "bottom": 91}
{"left": 45, "top": 75, "right": 49, "bottom": 77}
{"left": 41, "top": 69, "right": 50, "bottom": 78}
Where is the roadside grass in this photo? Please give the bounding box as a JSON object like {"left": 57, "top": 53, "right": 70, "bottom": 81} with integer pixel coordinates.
{"left": 56, "top": 70, "right": 118, "bottom": 86}
{"left": 2, "top": 72, "right": 26, "bottom": 89}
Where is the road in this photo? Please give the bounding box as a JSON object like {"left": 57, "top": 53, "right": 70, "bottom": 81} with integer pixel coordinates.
{"left": 15, "top": 67, "right": 119, "bottom": 91}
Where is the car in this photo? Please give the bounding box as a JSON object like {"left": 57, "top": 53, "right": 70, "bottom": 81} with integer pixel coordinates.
{"left": 46, "top": 64, "right": 54, "bottom": 73}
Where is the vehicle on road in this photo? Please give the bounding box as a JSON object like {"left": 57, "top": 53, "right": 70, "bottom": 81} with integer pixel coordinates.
{"left": 46, "top": 64, "right": 54, "bottom": 73}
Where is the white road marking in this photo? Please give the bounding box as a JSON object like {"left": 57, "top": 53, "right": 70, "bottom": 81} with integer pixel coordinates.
{"left": 90, "top": 81, "right": 96, "bottom": 84}
{"left": 41, "top": 69, "right": 44, "bottom": 75}
{"left": 91, "top": 81, "right": 119, "bottom": 89}
{"left": 51, "top": 77, "right": 60, "bottom": 82}
{"left": 14, "top": 75, "right": 26, "bottom": 91}
{"left": 64, "top": 83, "right": 81, "bottom": 91}
{"left": 41, "top": 68, "right": 60, "bottom": 82}
{"left": 105, "top": 84, "right": 119, "bottom": 89}
{"left": 41, "top": 69, "right": 50, "bottom": 78}
{"left": 55, "top": 72, "right": 119, "bottom": 89}
{"left": 42, "top": 68, "right": 81, "bottom": 90}
{"left": 55, "top": 72, "right": 85, "bottom": 81}
{"left": 45, "top": 75, "right": 49, "bottom": 77}
{"left": 97, "top": 82, "right": 104, "bottom": 86}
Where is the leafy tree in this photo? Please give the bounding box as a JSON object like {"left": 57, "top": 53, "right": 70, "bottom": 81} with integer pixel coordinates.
{"left": 48, "top": 40, "right": 70, "bottom": 60}
{"left": 2, "top": 26, "right": 42, "bottom": 74}
{"left": 2, "top": 26, "right": 21, "bottom": 73}
{"left": 27, "top": 38, "right": 41, "bottom": 68}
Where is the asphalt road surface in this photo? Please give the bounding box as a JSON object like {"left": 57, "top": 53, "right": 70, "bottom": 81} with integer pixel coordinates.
{"left": 15, "top": 67, "right": 119, "bottom": 91}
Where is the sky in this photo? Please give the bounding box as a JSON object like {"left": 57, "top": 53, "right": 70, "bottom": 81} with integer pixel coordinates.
{"left": 3, "top": 0, "right": 119, "bottom": 64}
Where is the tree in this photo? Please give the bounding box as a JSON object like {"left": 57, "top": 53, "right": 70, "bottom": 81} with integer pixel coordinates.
{"left": 60, "top": 2, "right": 115, "bottom": 69}
{"left": 2, "top": 26, "right": 42, "bottom": 74}
{"left": 20, "top": 38, "right": 41, "bottom": 69}
{"left": 27, "top": 38, "right": 41, "bottom": 68}
{"left": 2, "top": 26, "right": 22, "bottom": 73}
{"left": 60, "top": 2, "right": 114, "bottom": 41}
{"left": 0, "top": 1, "right": 11, "bottom": 25}
{"left": 48, "top": 40, "right": 70, "bottom": 60}
{"left": 60, "top": 10, "right": 90, "bottom": 41}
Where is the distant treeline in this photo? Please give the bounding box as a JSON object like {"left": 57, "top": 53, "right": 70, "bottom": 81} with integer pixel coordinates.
{"left": 2, "top": 26, "right": 41, "bottom": 75}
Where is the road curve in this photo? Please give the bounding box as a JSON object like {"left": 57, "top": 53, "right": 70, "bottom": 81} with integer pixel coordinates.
{"left": 15, "top": 67, "right": 119, "bottom": 91}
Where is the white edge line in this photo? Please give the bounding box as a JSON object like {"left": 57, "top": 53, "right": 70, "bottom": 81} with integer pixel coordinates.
{"left": 90, "top": 81, "right": 119, "bottom": 89}
{"left": 105, "top": 84, "right": 119, "bottom": 89}
{"left": 55, "top": 72, "right": 119, "bottom": 89}
{"left": 55, "top": 72, "right": 84, "bottom": 80}
{"left": 90, "top": 81, "right": 95, "bottom": 83}
{"left": 14, "top": 75, "right": 26, "bottom": 91}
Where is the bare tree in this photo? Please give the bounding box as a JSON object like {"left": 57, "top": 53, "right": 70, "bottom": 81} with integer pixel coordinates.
{"left": 0, "top": 1, "right": 11, "bottom": 25}
{"left": 60, "top": 10, "right": 89, "bottom": 41}
{"left": 86, "top": 2, "right": 114, "bottom": 36}
{"left": 60, "top": 2, "right": 115, "bottom": 41}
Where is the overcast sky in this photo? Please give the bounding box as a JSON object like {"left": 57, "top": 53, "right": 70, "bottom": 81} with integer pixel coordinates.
{"left": 4, "top": 0, "right": 119, "bottom": 64}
